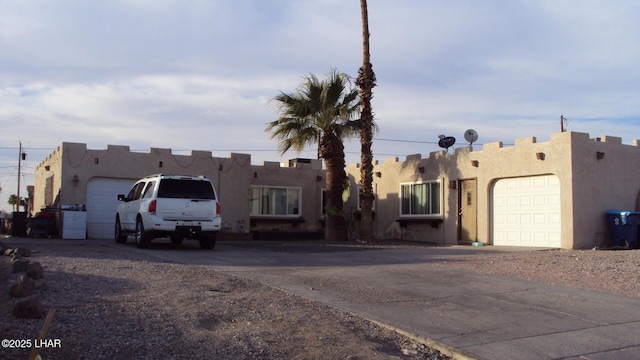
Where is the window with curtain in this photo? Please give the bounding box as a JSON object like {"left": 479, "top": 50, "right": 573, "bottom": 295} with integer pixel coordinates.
{"left": 250, "top": 186, "right": 301, "bottom": 216}
{"left": 400, "top": 181, "right": 441, "bottom": 216}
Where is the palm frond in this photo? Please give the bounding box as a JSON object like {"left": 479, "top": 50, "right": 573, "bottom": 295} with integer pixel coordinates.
{"left": 267, "top": 69, "right": 362, "bottom": 155}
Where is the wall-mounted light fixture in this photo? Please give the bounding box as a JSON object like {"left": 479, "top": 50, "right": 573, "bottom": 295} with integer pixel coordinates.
{"left": 316, "top": 175, "right": 322, "bottom": 182}
{"left": 375, "top": 171, "right": 382, "bottom": 178}
{"left": 596, "top": 151, "right": 605, "bottom": 160}
{"left": 253, "top": 172, "right": 257, "bottom": 178}
{"left": 536, "top": 152, "right": 545, "bottom": 160}
{"left": 158, "top": 161, "right": 163, "bottom": 168}
{"left": 471, "top": 160, "right": 479, "bottom": 167}
{"left": 94, "top": 157, "right": 99, "bottom": 165}
{"left": 418, "top": 166, "right": 425, "bottom": 173}
{"left": 44, "top": 165, "right": 50, "bottom": 171}
{"left": 72, "top": 175, "right": 79, "bottom": 185}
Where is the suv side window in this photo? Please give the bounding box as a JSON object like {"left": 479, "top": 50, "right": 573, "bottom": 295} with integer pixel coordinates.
{"left": 126, "top": 183, "right": 140, "bottom": 201}
{"left": 127, "top": 182, "right": 146, "bottom": 201}
{"left": 142, "top": 181, "right": 156, "bottom": 199}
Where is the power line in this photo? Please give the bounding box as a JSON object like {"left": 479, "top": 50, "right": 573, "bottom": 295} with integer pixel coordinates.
{"left": 374, "top": 137, "right": 440, "bottom": 144}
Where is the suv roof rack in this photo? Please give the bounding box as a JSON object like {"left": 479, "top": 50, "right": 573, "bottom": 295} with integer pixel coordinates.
{"left": 143, "top": 174, "right": 206, "bottom": 179}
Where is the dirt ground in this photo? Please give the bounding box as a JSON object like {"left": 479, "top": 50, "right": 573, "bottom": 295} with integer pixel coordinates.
{"left": 0, "top": 237, "right": 450, "bottom": 360}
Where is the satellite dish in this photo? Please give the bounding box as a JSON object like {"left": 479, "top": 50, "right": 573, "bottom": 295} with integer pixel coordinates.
{"left": 438, "top": 136, "right": 456, "bottom": 151}
{"left": 464, "top": 129, "right": 479, "bottom": 144}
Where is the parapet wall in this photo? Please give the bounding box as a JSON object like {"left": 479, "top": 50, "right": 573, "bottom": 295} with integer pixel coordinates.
{"left": 351, "top": 132, "right": 640, "bottom": 168}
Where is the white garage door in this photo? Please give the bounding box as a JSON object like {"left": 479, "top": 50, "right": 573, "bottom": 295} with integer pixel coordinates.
{"left": 86, "top": 178, "right": 136, "bottom": 239}
{"left": 492, "top": 175, "right": 561, "bottom": 247}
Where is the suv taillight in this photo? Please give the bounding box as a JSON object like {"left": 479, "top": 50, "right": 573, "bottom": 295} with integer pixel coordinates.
{"left": 216, "top": 202, "right": 221, "bottom": 216}
{"left": 148, "top": 200, "right": 157, "bottom": 214}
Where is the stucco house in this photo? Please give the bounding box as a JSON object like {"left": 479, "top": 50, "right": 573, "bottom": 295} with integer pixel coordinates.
{"left": 345, "top": 131, "right": 640, "bottom": 249}
{"left": 34, "top": 131, "right": 640, "bottom": 249}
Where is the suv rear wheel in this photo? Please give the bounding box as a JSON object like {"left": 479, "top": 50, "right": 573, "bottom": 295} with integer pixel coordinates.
{"left": 135, "top": 217, "right": 151, "bottom": 249}
{"left": 199, "top": 235, "right": 216, "bottom": 250}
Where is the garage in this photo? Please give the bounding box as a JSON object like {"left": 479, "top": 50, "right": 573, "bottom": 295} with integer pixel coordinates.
{"left": 86, "top": 178, "right": 136, "bottom": 239}
{"left": 492, "top": 175, "right": 561, "bottom": 247}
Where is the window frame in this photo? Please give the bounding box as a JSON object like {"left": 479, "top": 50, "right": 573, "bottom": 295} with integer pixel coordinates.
{"left": 398, "top": 180, "right": 442, "bottom": 218}
{"left": 250, "top": 185, "right": 302, "bottom": 217}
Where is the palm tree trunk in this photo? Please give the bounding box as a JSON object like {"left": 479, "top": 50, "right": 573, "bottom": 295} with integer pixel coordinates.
{"left": 321, "top": 133, "right": 349, "bottom": 242}
{"left": 357, "top": 0, "right": 376, "bottom": 243}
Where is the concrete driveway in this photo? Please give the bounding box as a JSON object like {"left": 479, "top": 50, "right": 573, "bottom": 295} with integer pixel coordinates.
{"left": 138, "top": 240, "right": 640, "bottom": 360}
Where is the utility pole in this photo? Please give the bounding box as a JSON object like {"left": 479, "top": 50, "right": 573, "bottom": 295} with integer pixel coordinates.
{"left": 17, "top": 141, "right": 22, "bottom": 212}
{"left": 17, "top": 141, "right": 25, "bottom": 212}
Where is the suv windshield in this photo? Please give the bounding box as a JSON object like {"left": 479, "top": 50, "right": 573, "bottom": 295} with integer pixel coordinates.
{"left": 157, "top": 179, "right": 216, "bottom": 200}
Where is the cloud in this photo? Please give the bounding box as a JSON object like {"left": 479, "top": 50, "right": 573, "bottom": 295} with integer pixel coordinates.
{"left": 2, "top": 0, "right": 640, "bottom": 213}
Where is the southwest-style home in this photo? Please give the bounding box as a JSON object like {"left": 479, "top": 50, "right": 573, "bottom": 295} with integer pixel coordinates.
{"left": 33, "top": 131, "right": 640, "bottom": 249}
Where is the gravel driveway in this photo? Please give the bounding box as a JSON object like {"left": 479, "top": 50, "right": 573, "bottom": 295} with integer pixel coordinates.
{"left": 1, "top": 236, "right": 638, "bottom": 360}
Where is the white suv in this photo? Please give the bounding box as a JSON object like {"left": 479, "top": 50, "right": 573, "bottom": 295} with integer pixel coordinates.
{"left": 115, "top": 174, "right": 221, "bottom": 249}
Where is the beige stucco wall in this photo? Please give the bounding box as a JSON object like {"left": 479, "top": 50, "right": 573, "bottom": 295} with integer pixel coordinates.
{"left": 346, "top": 131, "right": 640, "bottom": 249}
{"left": 34, "top": 143, "right": 65, "bottom": 211}
{"left": 34, "top": 142, "right": 254, "bottom": 234}
{"left": 569, "top": 133, "right": 640, "bottom": 248}
{"left": 250, "top": 159, "right": 326, "bottom": 233}
{"left": 34, "top": 142, "right": 326, "bottom": 236}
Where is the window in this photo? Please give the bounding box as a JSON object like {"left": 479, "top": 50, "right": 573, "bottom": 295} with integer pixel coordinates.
{"left": 400, "top": 181, "right": 441, "bottom": 216}
{"left": 127, "top": 182, "right": 145, "bottom": 201}
{"left": 320, "top": 188, "right": 327, "bottom": 217}
{"left": 157, "top": 179, "right": 215, "bottom": 199}
{"left": 251, "top": 186, "right": 301, "bottom": 216}
{"left": 142, "top": 181, "right": 156, "bottom": 199}
{"left": 356, "top": 186, "right": 376, "bottom": 211}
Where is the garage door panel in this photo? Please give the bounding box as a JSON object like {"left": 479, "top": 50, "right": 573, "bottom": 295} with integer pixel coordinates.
{"left": 520, "top": 196, "right": 532, "bottom": 207}
{"left": 533, "top": 213, "right": 547, "bottom": 224}
{"left": 534, "top": 195, "right": 547, "bottom": 205}
{"left": 86, "top": 178, "right": 136, "bottom": 240}
{"left": 534, "top": 232, "right": 548, "bottom": 244}
{"left": 493, "top": 175, "right": 561, "bottom": 248}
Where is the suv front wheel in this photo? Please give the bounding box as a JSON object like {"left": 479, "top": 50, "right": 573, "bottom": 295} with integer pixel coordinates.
{"left": 135, "top": 217, "right": 151, "bottom": 249}
{"left": 115, "top": 217, "right": 127, "bottom": 244}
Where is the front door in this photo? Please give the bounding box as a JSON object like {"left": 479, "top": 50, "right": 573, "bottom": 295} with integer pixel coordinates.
{"left": 458, "top": 179, "right": 477, "bottom": 243}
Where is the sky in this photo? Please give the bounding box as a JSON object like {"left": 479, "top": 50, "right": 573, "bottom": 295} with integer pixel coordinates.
{"left": 1, "top": 0, "right": 640, "bottom": 214}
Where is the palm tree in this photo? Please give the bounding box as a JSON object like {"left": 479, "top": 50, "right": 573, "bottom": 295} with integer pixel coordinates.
{"left": 356, "top": 0, "right": 377, "bottom": 243}
{"left": 267, "top": 70, "right": 360, "bottom": 241}
{"left": 8, "top": 194, "right": 21, "bottom": 212}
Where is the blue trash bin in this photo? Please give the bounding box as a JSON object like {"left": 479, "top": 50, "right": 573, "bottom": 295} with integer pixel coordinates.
{"left": 606, "top": 210, "right": 640, "bottom": 248}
